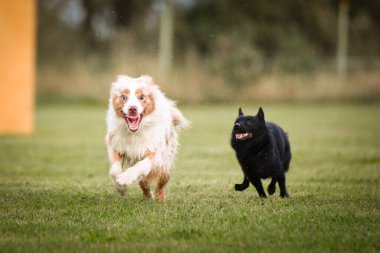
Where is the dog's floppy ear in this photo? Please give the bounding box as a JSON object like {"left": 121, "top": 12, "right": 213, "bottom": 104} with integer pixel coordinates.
{"left": 238, "top": 107, "right": 244, "bottom": 116}
{"left": 257, "top": 107, "right": 265, "bottom": 122}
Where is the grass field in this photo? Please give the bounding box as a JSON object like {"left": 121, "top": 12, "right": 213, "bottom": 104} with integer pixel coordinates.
{"left": 1, "top": 103, "right": 380, "bottom": 253}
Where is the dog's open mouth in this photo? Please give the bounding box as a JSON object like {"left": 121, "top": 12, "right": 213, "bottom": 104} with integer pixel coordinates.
{"left": 235, "top": 132, "right": 253, "bottom": 140}
{"left": 123, "top": 114, "right": 143, "bottom": 132}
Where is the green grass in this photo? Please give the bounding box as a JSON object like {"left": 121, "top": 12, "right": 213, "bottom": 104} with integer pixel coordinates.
{"left": 1, "top": 103, "right": 380, "bottom": 253}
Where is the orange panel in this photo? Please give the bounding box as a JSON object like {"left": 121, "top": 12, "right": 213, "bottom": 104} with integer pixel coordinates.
{"left": 0, "top": 1, "right": 35, "bottom": 134}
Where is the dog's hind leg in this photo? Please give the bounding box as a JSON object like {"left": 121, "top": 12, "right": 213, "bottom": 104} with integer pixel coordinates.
{"left": 139, "top": 179, "right": 153, "bottom": 199}
{"left": 235, "top": 176, "right": 249, "bottom": 191}
{"left": 277, "top": 174, "right": 289, "bottom": 198}
{"left": 268, "top": 178, "right": 276, "bottom": 195}
{"left": 155, "top": 172, "right": 170, "bottom": 201}
{"left": 249, "top": 176, "right": 267, "bottom": 198}
{"left": 139, "top": 168, "right": 159, "bottom": 199}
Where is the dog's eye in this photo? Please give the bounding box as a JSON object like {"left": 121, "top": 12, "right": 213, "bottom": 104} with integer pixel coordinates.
{"left": 139, "top": 94, "right": 145, "bottom": 100}
{"left": 120, "top": 95, "right": 127, "bottom": 101}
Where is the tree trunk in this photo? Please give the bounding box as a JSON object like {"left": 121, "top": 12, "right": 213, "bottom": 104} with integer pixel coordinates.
{"left": 337, "top": 0, "right": 349, "bottom": 86}
{"left": 159, "top": 0, "right": 174, "bottom": 75}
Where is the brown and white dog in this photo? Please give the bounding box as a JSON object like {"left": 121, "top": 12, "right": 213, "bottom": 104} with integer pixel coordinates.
{"left": 105, "top": 75, "right": 189, "bottom": 201}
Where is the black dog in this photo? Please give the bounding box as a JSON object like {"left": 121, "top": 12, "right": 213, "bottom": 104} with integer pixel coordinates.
{"left": 231, "top": 107, "right": 291, "bottom": 198}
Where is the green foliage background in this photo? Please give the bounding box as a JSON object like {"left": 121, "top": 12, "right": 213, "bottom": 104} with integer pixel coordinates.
{"left": 37, "top": 0, "right": 380, "bottom": 103}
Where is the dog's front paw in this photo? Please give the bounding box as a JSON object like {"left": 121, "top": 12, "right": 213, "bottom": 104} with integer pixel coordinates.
{"left": 114, "top": 176, "right": 130, "bottom": 196}
{"left": 115, "top": 182, "right": 128, "bottom": 196}
{"left": 116, "top": 171, "right": 136, "bottom": 187}
{"left": 280, "top": 192, "right": 290, "bottom": 198}
{"left": 115, "top": 174, "right": 132, "bottom": 195}
{"left": 235, "top": 184, "right": 247, "bottom": 191}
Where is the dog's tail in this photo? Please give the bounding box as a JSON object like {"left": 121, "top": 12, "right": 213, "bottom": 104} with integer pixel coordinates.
{"left": 171, "top": 106, "right": 191, "bottom": 131}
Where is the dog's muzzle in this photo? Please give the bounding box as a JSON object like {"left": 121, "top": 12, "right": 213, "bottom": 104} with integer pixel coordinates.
{"left": 234, "top": 123, "right": 241, "bottom": 131}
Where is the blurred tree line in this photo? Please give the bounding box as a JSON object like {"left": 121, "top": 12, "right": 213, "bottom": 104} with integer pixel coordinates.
{"left": 37, "top": 0, "right": 380, "bottom": 101}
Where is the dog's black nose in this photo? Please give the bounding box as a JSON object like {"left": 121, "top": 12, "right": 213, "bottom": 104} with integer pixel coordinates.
{"left": 234, "top": 123, "right": 241, "bottom": 131}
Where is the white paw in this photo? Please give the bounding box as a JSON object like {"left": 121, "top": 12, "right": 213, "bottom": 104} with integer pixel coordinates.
{"left": 115, "top": 182, "right": 128, "bottom": 196}
{"left": 115, "top": 171, "right": 136, "bottom": 187}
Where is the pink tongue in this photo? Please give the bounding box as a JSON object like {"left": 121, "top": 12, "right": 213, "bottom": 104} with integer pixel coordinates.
{"left": 236, "top": 133, "right": 248, "bottom": 139}
{"left": 127, "top": 116, "right": 140, "bottom": 131}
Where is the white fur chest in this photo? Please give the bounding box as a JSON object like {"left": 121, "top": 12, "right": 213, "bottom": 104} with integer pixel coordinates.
{"left": 110, "top": 122, "right": 165, "bottom": 159}
{"left": 107, "top": 112, "right": 178, "bottom": 170}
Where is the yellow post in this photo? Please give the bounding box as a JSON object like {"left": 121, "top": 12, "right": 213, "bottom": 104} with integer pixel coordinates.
{"left": 0, "top": 1, "right": 35, "bottom": 134}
